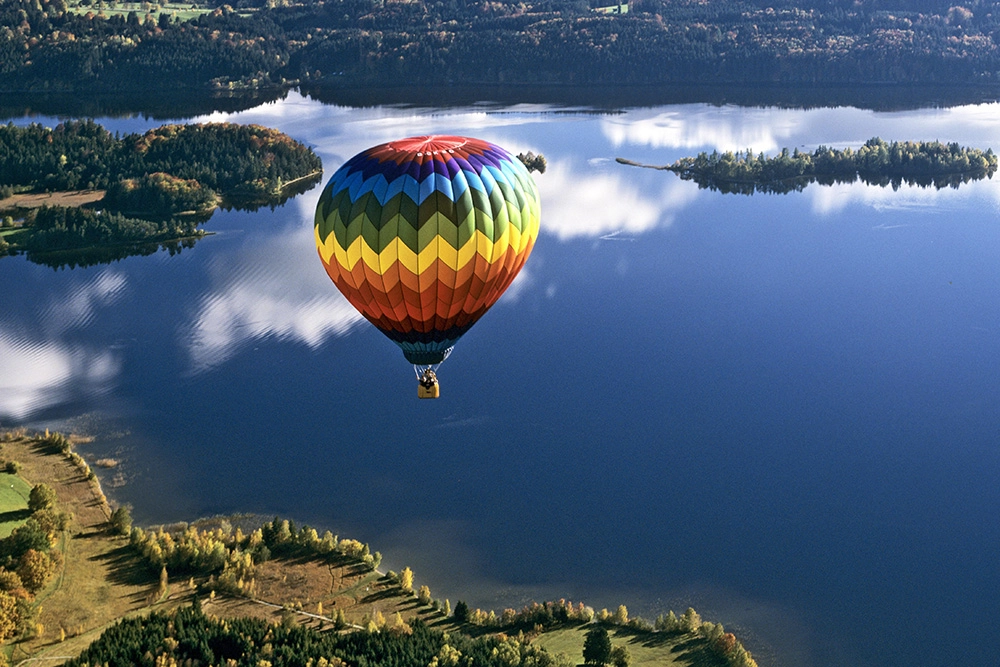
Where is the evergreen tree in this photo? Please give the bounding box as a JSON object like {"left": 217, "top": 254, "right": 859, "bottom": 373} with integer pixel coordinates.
{"left": 583, "top": 626, "right": 612, "bottom": 665}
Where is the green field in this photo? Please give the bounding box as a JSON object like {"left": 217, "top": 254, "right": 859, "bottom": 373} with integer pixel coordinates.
{"left": 532, "top": 625, "right": 726, "bottom": 667}
{"left": 0, "top": 472, "right": 32, "bottom": 538}
{"left": 64, "top": 1, "right": 251, "bottom": 21}
{"left": 66, "top": 1, "right": 211, "bottom": 21}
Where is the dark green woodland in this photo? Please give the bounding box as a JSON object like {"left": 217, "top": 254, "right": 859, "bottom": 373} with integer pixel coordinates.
{"left": 4, "top": 0, "right": 1000, "bottom": 91}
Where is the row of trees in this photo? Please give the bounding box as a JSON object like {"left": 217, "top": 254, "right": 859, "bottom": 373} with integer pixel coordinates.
{"left": 649, "top": 137, "right": 998, "bottom": 194}
{"left": 128, "top": 515, "right": 383, "bottom": 596}
{"left": 581, "top": 617, "right": 754, "bottom": 667}
{"left": 19, "top": 205, "right": 202, "bottom": 252}
{"left": 102, "top": 172, "right": 219, "bottom": 216}
{"left": 123, "top": 514, "right": 759, "bottom": 667}
{"left": 0, "top": 0, "right": 291, "bottom": 91}
{"left": 452, "top": 599, "right": 758, "bottom": 667}
{"left": 6, "top": 0, "right": 1000, "bottom": 91}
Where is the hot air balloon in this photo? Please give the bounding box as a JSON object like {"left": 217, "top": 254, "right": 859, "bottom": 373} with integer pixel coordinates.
{"left": 314, "top": 135, "right": 541, "bottom": 398}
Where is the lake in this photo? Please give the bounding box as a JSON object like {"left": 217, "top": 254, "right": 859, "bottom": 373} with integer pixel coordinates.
{"left": 3, "top": 90, "right": 1000, "bottom": 667}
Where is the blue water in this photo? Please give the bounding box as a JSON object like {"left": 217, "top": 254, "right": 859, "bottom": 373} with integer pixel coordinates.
{"left": 4, "top": 93, "right": 1000, "bottom": 667}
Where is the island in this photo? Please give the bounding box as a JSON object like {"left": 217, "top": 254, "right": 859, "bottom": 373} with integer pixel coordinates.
{"left": 0, "top": 120, "right": 322, "bottom": 267}
{"left": 617, "top": 137, "right": 998, "bottom": 194}
{"left": 0, "top": 429, "right": 759, "bottom": 667}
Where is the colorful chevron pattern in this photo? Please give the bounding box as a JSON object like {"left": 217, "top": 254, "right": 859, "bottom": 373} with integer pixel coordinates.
{"left": 314, "top": 135, "right": 541, "bottom": 365}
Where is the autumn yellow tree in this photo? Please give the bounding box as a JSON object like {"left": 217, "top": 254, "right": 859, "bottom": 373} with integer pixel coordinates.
{"left": 612, "top": 604, "right": 628, "bottom": 625}
{"left": 16, "top": 549, "right": 57, "bottom": 593}
{"left": 155, "top": 565, "right": 168, "bottom": 599}
{"left": 681, "top": 607, "right": 702, "bottom": 633}
{"left": 399, "top": 567, "right": 414, "bottom": 594}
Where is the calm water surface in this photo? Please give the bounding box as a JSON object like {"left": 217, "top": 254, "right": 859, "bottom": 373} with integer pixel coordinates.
{"left": 3, "top": 92, "right": 1000, "bottom": 667}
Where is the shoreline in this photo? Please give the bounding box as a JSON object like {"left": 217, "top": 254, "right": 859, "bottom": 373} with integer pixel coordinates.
{"left": 58, "top": 428, "right": 775, "bottom": 664}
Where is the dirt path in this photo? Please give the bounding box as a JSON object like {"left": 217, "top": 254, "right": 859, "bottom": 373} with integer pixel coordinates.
{"left": 0, "top": 190, "right": 105, "bottom": 212}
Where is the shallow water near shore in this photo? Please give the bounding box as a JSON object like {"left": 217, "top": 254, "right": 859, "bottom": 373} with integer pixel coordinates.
{"left": 3, "top": 91, "right": 1000, "bottom": 667}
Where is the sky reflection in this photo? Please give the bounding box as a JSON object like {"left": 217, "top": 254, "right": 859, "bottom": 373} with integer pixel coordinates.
{"left": 0, "top": 332, "right": 118, "bottom": 420}
{"left": 6, "top": 94, "right": 1000, "bottom": 412}
{"left": 602, "top": 102, "right": 1000, "bottom": 154}
{"left": 807, "top": 176, "right": 1000, "bottom": 215}
{"left": 183, "top": 197, "right": 365, "bottom": 372}
{"left": 189, "top": 90, "right": 1000, "bottom": 243}
{"left": 0, "top": 269, "right": 127, "bottom": 420}
{"left": 539, "top": 158, "right": 700, "bottom": 239}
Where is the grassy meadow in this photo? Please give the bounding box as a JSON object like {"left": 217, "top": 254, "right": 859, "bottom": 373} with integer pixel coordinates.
{"left": 64, "top": 0, "right": 249, "bottom": 21}
{"left": 0, "top": 472, "right": 31, "bottom": 538}
{"left": 533, "top": 624, "right": 730, "bottom": 667}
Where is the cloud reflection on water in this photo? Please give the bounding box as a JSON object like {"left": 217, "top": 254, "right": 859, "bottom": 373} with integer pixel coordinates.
{"left": 198, "top": 92, "right": 699, "bottom": 241}
{"left": 0, "top": 268, "right": 125, "bottom": 420}
{"left": 0, "top": 269, "right": 126, "bottom": 421}
{"left": 807, "top": 177, "right": 1000, "bottom": 216}
{"left": 173, "top": 95, "right": 1000, "bottom": 374}
{"left": 602, "top": 107, "right": 790, "bottom": 153}
{"left": 184, "top": 197, "right": 365, "bottom": 373}
{"left": 601, "top": 103, "right": 1000, "bottom": 155}
{"left": 539, "top": 158, "right": 699, "bottom": 239}
{"left": 0, "top": 334, "right": 118, "bottom": 420}
{"left": 42, "top": 270, "right": 128, "bottom": 333}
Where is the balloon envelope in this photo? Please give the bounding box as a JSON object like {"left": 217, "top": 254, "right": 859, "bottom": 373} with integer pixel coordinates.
{"left": 314, "top": 135, "right": 541, "bottom": 365}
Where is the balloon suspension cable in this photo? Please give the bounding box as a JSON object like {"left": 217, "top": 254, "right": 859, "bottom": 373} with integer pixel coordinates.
{"left": 412, "top": 348, "right": 452, "bottom": 383}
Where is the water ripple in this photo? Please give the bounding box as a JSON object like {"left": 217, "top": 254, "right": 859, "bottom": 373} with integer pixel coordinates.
{"left": 0, "top": 331, "right": 119, "bottom": 421}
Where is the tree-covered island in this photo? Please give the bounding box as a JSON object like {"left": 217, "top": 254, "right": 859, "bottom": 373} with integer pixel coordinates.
{"left": 0, "top": 120, "right": 322, "bottom": 266}
{"left": 618, "top": 137, "right": 998, "bottom": 194}
{"left": 4, "top": 0, "right": 1000, "bottom": 93}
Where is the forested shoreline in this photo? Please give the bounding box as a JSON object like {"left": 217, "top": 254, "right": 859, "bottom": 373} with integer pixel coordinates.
{"left": 0, "top": 430, "right": 763, "bottom": 667}
{"left": 4, "top": 0, "right": 1000, "bottom": 92}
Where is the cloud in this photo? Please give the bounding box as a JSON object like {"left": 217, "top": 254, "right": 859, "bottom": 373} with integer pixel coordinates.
{"left": 38, "top": 269, "right": 128, "bottom": 334}
{"left": 601, "top": 106, "right": 797, "bottom": 153}
{"left": 184, "top": 196, "right": 366, "bottom": 372}
{"left": 0, "top": 332, "right": 118, "bottom": 421}
{"left": 808, "top": 176, "right": 1000, "bottom": 216}
{"left": 538, "top": 159, "right": 700, "bottom": 240}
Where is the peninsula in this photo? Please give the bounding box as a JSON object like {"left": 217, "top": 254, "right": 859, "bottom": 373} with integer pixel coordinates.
{"left": 0, "top": 120, "right": 321, "bottom": 266}
{"left": 0, "top": 429, "right": 759, "bottom": 667}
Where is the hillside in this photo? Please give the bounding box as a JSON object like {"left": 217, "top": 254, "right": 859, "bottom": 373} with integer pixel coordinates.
{"left": 3, "top": 0, "right": 1000, "bottom": 92}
